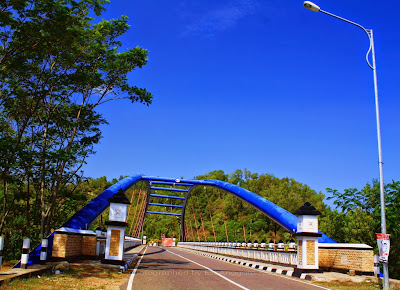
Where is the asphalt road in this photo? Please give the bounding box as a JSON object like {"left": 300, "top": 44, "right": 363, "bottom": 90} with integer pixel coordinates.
{"left": 127, "top": 246, "right": 329, "bottom": 290}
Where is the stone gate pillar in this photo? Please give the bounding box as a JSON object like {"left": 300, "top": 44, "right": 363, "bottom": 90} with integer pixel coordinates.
{"left": 294, "top": 202, "right": 322, "bottom": 271}
{"left": 102, "top": 189, "right": 131, "bottom": 265}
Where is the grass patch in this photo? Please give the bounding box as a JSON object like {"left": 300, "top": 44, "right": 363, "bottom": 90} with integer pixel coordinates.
{"left": 315, "top": 281, "right": 381, "bottom": 290}
{"left": 0, "top": 263, "right": 127, "bottom": 290}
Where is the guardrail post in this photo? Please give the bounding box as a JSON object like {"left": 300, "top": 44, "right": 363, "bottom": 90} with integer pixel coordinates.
{"left": 0, "top": 236, "right": 4, "bottom": 269}
{"left": 268, "top": 240, "right": 275, "bottom": 251}
{"left": 374, "top": 255, "right": 380, "bottom": 277}
{"left": 21, "top": 238, "right": 30, "bottom": 269}
{"left": 277, "top": 240, "right": 284, "bottom": 251}
{"left": 39, "top": 238, "right": 48, "bottom": 264}
{"left": 96, "top": 227, "right": 102, "bottom": 257}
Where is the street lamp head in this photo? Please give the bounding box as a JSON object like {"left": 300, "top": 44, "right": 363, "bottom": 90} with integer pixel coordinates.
{"left": 303, "top": 1, "right": 321, "bottom": 12}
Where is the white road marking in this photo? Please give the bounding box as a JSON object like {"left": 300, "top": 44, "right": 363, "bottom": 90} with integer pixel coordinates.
{"left": 126, "top": 246, "right": 148, "bottom": 290}
{"left": 177, "top": 247, "right": 331, "bottom": 290}
{"left": 166, "top": 248, "right": 250, "bottom": 290}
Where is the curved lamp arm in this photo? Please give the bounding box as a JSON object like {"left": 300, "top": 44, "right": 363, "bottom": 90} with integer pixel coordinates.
{"left": 319, "top": 9, "right": 374, "bottom": 70}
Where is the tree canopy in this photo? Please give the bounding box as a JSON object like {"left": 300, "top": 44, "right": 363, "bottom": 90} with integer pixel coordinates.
{"left": 321, "top": 180, "right": 400, "bottom": 278}
{"left": 0, "top": 0, "right": 152, "bottom": 241}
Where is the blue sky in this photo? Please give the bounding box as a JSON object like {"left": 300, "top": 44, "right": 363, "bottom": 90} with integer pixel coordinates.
{"left": 84, "top": 0, "right": 399, "bottom": 202}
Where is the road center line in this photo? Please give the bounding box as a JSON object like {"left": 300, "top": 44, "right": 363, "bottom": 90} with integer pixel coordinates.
{"left": 127, "top": 246, "right": 148, "bottom": 290}
{"left": 166, "top": 248, "right": 249, "bottom": 290}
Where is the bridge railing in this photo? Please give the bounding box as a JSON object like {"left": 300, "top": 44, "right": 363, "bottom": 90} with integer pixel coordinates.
{"left": 124, "top": 236, "right": 142, "bottom": 250}
{"left": 177, "top": 242, "right": 298, "bottom": 266}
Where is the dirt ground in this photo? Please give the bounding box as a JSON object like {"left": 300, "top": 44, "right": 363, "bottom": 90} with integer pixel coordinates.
{"left": 0, "top": 263, "right": 128, "bottom": 290}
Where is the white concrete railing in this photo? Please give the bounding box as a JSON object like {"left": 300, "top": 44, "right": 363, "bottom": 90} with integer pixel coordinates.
{"left": 278, "top": 252, "right": 290, "bottom": 264}
{"left": 270, "top": 251, "right": 279, "bottom": 263}
{"left": 124, "top": 237, "right": 142, "bottom": 250}
{"left": 290, "top": 252, "right": 298, "bottom": 265}
{"left": 178, "top": 242, "right": 298, "bottom": 266}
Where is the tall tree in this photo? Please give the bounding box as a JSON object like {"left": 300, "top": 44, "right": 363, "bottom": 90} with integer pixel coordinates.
{"left": 0, "top": 0, "right": 152, "bottom": 237}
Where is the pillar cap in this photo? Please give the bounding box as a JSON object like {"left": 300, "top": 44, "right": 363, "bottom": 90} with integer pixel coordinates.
{"left": 294, "top": 202, "right": 321, "bottom": 215}
{"left": 108, "top": 189, "right": 131, "bottom": 204}
{"left": 294, "top": 232, "right": 322, "bottom": 237}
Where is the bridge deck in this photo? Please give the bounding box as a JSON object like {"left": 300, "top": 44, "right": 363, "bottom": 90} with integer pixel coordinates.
{"left": 128, "top": 246, "right": 325, "bottom": 290}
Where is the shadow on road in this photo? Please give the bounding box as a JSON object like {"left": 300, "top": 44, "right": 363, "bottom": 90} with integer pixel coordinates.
{"left": 142, "top": 247, "right": 166, "bottom": 256}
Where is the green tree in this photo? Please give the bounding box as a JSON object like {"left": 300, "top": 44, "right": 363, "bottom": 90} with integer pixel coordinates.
{"left": 324, "top": 180, "right": 400, "bottom": 279}
{"left": 195, "top": 170, "right": 229, "bottom": 182}
{"left": 0, "top": 0, "right": 152, "bottom": 239}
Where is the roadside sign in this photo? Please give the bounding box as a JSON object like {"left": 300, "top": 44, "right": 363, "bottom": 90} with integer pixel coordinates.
{"left": 162, "top": 238, "right": 173, "bottom": 247}
{"left": 376, "top": 233, "right": 390, "bottom": 263}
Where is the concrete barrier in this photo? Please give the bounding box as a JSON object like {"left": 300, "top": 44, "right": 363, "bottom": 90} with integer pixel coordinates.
{"left": 178, "top": 242, "right": 298, "bottom": 266}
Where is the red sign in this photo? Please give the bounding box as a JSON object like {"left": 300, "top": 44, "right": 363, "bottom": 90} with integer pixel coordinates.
{"left": 161, "top": 233, "right": 166, "bottom": 239}
{"left": 162, "top": 238, "right": 173, "bottom": 247}
{"left": 376, "top": 233, "right": 390, "bottom": 263}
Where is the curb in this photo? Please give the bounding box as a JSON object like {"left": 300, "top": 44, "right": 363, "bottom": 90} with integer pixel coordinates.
{"left": 119, "top": 254, "right": 138, "bottom": 273}
{"left": 184, "top": 249, "right": 313, "bottom": 281}
{"left": 120, "top": 245, "right": 146, "bottom": 273}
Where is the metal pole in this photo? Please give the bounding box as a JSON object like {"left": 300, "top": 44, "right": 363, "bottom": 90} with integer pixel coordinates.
{"left": 370, "top": 31, "right": 389, "bottom": 288}
{"left": 312, "top": 6, "right": 389, "bottom": 289}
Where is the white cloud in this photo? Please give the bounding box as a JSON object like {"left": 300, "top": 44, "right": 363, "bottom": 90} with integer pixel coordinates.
{"left": 182, "top": 0, "right": 259, "bottom": 37}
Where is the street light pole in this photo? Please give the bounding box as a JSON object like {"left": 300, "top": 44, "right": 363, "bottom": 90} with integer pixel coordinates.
{"left": 303, "top": 2, "right": 389, "bottom": 289}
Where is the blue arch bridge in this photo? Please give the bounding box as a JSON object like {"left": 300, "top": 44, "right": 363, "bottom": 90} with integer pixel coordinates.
{"left": 24, "top": 174, "right": 336, "bottom": 266}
